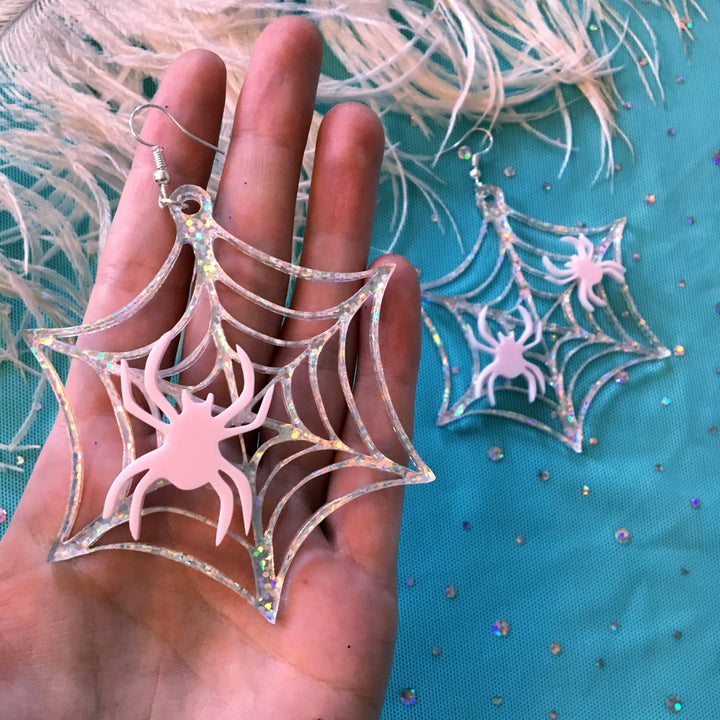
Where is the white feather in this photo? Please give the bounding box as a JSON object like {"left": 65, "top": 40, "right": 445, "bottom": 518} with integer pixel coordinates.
{"left": 0, "top": 0, "right": 705, "bottom": 446}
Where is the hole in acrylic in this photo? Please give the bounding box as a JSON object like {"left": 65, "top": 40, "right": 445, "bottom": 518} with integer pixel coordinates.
{"left": 182, "top": 198, "right": 201, "bottom": 215}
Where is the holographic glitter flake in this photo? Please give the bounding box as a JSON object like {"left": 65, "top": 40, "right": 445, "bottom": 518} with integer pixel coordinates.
{"left": 690, "top": 497, "right": 701, "bottom": 509}
{"left": 610, "top": 622, "right": 619, "bottom": 632}
{"left": 458, "top": 145, "right": 472, "bottom": 160}
{"left": 0, "top": 508, "right": 6, "bottom": 523}
{"left": 666, "top": 696, "right": 683, "bottom": 713}
{"left": 400, "top": 688, "right": 418, "bottom": 706}
{"left": 26, "top": 185, "right": 434, "bottom": 623}
{"left": 672, "top": 630, "right": 682, "bottom": 640}
{"left": 445, "top": 585, "right": 457, "bottom": 599}
{"left": 421, "top": 175, "right": 669, "bottom": 452}
{"left": 487, "top": 446, "right": 504, "bottom": 462}
{"left": 538, "top": 470, "right": 550, "bottom": 481}
{"left": 492, "top": 696, "right": 503, "bottom": 706}
{"left": 549, "top": 712, "right": 558, "bottom": 720}
{"left": 504, "top": 166, "right": 516, "bottom": 178}
{"left": 549, "top": 642, "right": 562, "bottom": 655}
{"left": 615, "top": 528, "right": 631, "bottom": 545}
{"left": 673, "top": 345, "right": 685, "bottom": 356}
{"left": 645, "top": 194, "right": 656, "bottom": 205}
{"left": 493, "top": 620, "right": 510, "bottom": 636}
{"left": 582, "top": 485, "right": 590, "bottom": 496}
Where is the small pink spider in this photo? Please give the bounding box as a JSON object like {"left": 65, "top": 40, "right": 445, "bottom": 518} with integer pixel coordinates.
{"left": 542, "top": 234, "right": 626, "bottom": 312}
{"left": 470, "top": 306, "right": 546, "bottom": 406}
{"left": 102, "top": 331, "right": 274, "bottom": 545}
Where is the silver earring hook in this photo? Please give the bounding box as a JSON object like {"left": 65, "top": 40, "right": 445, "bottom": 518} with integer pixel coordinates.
{"left": 470, "top": 129, "right": 493, "bottom": 188}
{"left": 129, "top": 103, "right": 225, "bottom": 154}
{"left": 129, "top": 103, "right": 224, "bottom": 207}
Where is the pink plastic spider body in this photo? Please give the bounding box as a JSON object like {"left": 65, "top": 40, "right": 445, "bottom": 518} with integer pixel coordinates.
{"left": 542, "top": 234, "right": 626, "bottom": 312}
{"left": 102, "top": 331, "right": 274, "bottom": 545}
{"left": 470, "top": 305, "right": 546, "bottom": 406}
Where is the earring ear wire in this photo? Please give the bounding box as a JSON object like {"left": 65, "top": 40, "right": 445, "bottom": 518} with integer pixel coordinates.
{"left": 129, "top": 102, "right": 225, "bottom": 207}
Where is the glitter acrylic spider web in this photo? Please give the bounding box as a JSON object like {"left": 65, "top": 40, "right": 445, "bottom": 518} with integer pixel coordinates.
{"left": 421, "top": 182, "right": 670, "bottom": 452}
{"left": 26, "top": 184, "right": 434, "bottom": 622}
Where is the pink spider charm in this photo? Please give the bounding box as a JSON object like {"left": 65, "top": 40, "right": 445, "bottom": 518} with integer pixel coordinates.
{"left": 542, "top": 234, "right": 626, "bottom": 313}
{"left": 102, "top": 331, "right": 274, "bottom": 545}
{"left": 470, "top": 306, "right": 546, "bottom": 406}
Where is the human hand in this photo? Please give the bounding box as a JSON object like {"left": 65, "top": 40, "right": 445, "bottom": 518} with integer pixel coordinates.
{"left": 0, "top": 17, "right": 421, "bottom": 720}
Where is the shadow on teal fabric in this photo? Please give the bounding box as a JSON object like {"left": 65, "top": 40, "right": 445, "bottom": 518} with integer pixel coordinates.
{"left": 2, "top": 4, "right": 720, "bottom": 718}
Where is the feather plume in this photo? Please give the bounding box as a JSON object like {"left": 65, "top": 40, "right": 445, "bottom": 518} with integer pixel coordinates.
{"left": 0, "top": 0, "right": 705, "bottom": 446}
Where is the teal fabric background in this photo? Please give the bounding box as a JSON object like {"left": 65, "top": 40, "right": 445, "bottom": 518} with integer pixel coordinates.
{"left": 1, "top": 4, "right": 719, "bottom": 718}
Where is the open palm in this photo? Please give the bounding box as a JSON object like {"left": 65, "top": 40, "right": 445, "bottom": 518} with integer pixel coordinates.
{"left": 0, "top": 18, "right": 421, "bottom": 720}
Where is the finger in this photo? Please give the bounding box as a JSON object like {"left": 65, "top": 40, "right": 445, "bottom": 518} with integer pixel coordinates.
{"left": 83, "top": 50, "right": 225, "bottom": 340}
{"left": 326, "top": 256, "right": 422, "bottom": 586}
{"left": 261, "top": 103, "right": 384, "bottom": 558}
{"left": 16, "top": 52, "right": 226, "bottom": 540}
{"left": 68, "top": 50, "right": 226, "bottom": 409}
{"left": 181, "top": 17, "right": 323, "bottom": 391}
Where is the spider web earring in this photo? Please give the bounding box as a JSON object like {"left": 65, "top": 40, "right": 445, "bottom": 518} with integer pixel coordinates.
{"left": 420, "top": 137, "right": 671, "bottom": 452}
{"left": 26, "top": 103, "right": 434, "bottom": 622}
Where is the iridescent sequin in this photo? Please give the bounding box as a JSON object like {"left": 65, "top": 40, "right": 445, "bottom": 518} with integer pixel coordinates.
{"left": 615, "top": 528, "right": 631, "bottom": 545}
{"left": 493, "top": 620, "right": 510, "bottom": 637}
{"left": 488, "top": 446, "right": 504, "bottom": 462}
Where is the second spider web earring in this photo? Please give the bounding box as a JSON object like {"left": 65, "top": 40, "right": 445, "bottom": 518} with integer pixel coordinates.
{"left": 26, "top": 103, "right": 434, "bottom": 623}
{"left": 420, "top": 139, "right": 670, "bottom": 452}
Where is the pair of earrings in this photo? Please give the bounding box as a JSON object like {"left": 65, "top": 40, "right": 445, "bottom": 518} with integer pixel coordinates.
{"left": 29, "top": 102, "right": 669, "bottom": 620}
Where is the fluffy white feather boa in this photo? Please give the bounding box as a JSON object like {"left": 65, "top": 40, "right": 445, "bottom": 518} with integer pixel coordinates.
{"left": 0, "top": 0, "right": 705, "bottom": 446}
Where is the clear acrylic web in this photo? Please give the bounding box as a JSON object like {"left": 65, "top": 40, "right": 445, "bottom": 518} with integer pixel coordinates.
{"left": 421, "top": 178, "right": 671, "bottom": 452}
{"left": 27, "top": 184, "right": 434, "bottom": 622}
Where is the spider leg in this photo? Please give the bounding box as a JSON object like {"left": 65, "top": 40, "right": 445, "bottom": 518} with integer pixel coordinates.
{"left": 577, "top": 283, "right": 595, "bottom": 313}
{"left": 103, "top": 453, "right": 155, "bottom": 519}
{"left": 522, "top": 369, "right": 538, "bottom": 403}
{"left": 223, "top": 384, "right": 275, "bottom": 437}
{"left": 542, "top": 256, "right": 575, "bottom": 281}
{"left": 475, "top": 366, "right": 498, "bottom": 406}
{"left": 208, "top": 473, "right": 236, "bottom": 545}
{"left": 468, "top": 336, "right": 495, "bottom": 355}
{"left": 230, "top": 343, "right": 257, "bottom": 412}
{"left": 516, "top": 306, "right": 535, "bottom": 345}
{"left": 219, "top": 458, "right": 253, "bottom": 536}
{"left": 562, "top": 235, "right": 591, "bottom": 254}
{"left": 143, "top": 331, "right": 178, "bottom": 420}
{"left": 586, "top": 285, "right": 607, "bottom": 308}
{"left": 120, "top": 361, "right": 165, "bottom": 431}
{"left": 523, "top": 364, "right": 546, "bottom": 402}
{"left": 475, "top": 307, "right": 500, "bottom": 348}
{"left": 528, "top": 319, "right": 544, "bottom": 350}
{"left": 128, "top": 471, "right": 161, "bottom": 540}
{"left": 600, "top": 263, "right": 626, "bottom": 282}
